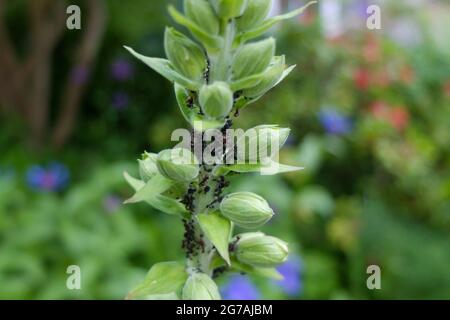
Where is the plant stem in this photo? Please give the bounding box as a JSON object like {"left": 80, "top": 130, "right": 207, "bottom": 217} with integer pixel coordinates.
{"left": 184, "top": 165, "right": 217, "bottom": 277}
{"left": 209, "top": 19, "right": 235, "bottom": 82}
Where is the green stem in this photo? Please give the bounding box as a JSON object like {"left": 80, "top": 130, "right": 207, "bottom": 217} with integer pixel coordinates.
{"left": 209, "top": 19, "right": 235, "bottom": 82}
{"left": 185, "top": 165, "right": 218, "bottom": 277}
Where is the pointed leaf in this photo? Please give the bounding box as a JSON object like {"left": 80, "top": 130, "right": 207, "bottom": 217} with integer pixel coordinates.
{"left": 168, "top": 5, "right": 222, "bottom": 50}
{"left": 274, "top": 64, "right": 296, "bottom": 87}
{"left": 214, "top": 160, "right": 304, "bottom": 176}
{"left": 124, "top": 174, "right": 173, "bottom": 204}
{"left": 230, "top": 73, "right": 263, "bottom": 91}
{"left": 150, "top": 194, "right": 189, "bottom": 217}
{"left": 123, "top": 171, "right": 145, "bottom": 191}
{"left": 124, "top": 46, "right": 200, "bottom": 90}
{"left": 230, "top": 257, "right": 283, "bottom": 280}
{"left": 197, "top": 212, "right": 232, "bottom": 265}
{"left": 174, "top": 83, "right": 198, "bottom": 124}
{"left": 236, "top": 1, "right": 317, "bottom": 43}
{"left": 126, "top": 261, "right": 187, "bottom": 300}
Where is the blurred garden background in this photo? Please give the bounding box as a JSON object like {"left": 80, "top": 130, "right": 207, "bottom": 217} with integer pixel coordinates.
{"left": 1, "top": 0, "right": 450, "bottom": 299}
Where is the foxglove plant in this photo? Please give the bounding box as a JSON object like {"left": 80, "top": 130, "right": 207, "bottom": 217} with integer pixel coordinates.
{"left": 123, "top": 0, "right": 315, "bottom": 300}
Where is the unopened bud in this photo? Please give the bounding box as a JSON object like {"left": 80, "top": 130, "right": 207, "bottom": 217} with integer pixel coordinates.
{"left": 236, "top": 0, "right": 272, "bottom": 31}
{"left": 210, "top": 0, "right": 248, "bottom": 19}
{"left": 235, "top": 232, "right": 289, "bottom": 267}
{"left": 138, "top": 152, "right": 158, "bottom": 182}
{"left": 220, "top": 192, "right": 273, "bottom": 229}
{"left": 185, "top": 0, "right": 219, "bottom": 35}
{"left": 182, "top": 272, "right": 221, "bottom": 300}
{"left": 234, "top": 125, "right": 290, "bottom": 162}
{"left": 199, "top": 81, "right": 233, "bottom": 118}
{"left": 156, "top": 148, "right": 199, "bottom": 182}
{"left": 232, "top": 38, "right": 275, "bottom": 80}
{"left": 243, "top": 56, "right": 285, "bottom": 98}
{"left": 164, "top": 27, "right": 207, "bottom": 81}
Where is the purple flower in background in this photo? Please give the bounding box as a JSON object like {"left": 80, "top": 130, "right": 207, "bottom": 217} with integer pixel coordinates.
{"left": 70, "top": 65, "right": 90, "bottom": 85}
{"left": 26, "top": 162, "right": 70, "bottom": 192}
{"left": 353, "top": 0, "right": 370, "bottom": 19}
{"left": 318, "top": 108, "right": 352, "bottom": 135}
{"left": 111, "top": 91, "right": 130, "bottom": 110}
{"left": 275, "top": 255, "right": 303, "bottom": 296}
{"left": 221, "top": 275, "right": 261, "bottom": 300}
{"left": 111, "top": 58, "right": 134, "bottom": 81}
{"left": 103, "top": 194, "right": 122, "bottom": 213}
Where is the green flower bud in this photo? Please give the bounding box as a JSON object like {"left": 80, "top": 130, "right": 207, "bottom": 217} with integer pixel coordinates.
{"left": 199, "top": 81, "right": 233, "bottom": 118}
{"left": 232, "top": 38, "right": 275, "bottom": 80}
{"left": 235, "top": 232, "right": 288, "bottom": 267}
{"left": 185, "top": 0, "right": 219, "bottom": 35}
{"left": 182, "top": 272, "right": 221, "bottom": 300}
{"left": 138, "top": 152, "right": 158, "bottom": 182}
{"left": 220, "top": 192, "right": 274, "bottom": 229}
{"left": 164, "top": 27, "right": 207, "bottom": 81}
{"left": 236, "top": 0, "right": 272, "bottom": 31}
{"left": 234, "top": 125, "right": 290, "bottom": 162}
{"left": 243, "top": 56, "right": 285, "bottom": 98}
{"left": 210, "top": 0, "right": 248, "bottom": 19}
{"left": 156, "top": 148, "right": 199, "bottom": 182}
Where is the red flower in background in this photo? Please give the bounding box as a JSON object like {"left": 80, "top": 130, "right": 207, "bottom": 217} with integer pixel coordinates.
{"left": 370, "top": 101, "right": 390, "bottom": 119}
{"left": 369, "top": 102, "right": 410, "bottom": 131}
{"left": 363, "top": 35, "right": 381, "bottom": 63}
{"left": 443, "top": 80, "right": 450, "bottom": 98}
{"left": 354, "top": 68, "right": 371, "bottom": 90}
{"left": 389, "top": 107, "right": 409, "bottom": 131}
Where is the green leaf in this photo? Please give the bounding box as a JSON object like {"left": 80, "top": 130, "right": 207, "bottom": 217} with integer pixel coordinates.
{"left": 144, "top": 292, "right": 180, "bottom": 300}
{"left": 123, "top": 171, "right": 145, "bottom": 191}
{"left": 192, "top": 118, "right": 227, "bottom": 131}
{"left": 213, "top": 163, "right": 262, "bottom": 176}
{"left": 168, "top": 5, "right": 222, "bottom": 50}
{"left": 235, "top": 1, "right": 317, "bottom": 43}
{"left": 214, "top": 159, "right": 304, "bottom": 176}
{"left": 234, "top": 95, "right": 261, "bottom": 111}
{"left": 274, "top": 64, "right": 296, "bottom": 87}
{"left": 150, "top": 194, "right": 189, "bottom": 217}
{"left": 124, "top": 46, "right": 201, "bottom": 90}
{"left": 124, "top": 174, "right": 173, "bottom": 204}
{"left": 174, "top": 83, "right": 198, "bottom": 125}
{"left": 124, "top": 172, "right": 189, "bottom": 216}
{"left": 126, "top": 261, "right": 187, "bottom": 300}
{"left": 197, "top": 212, "right": 232, "bottom": 265}
{"left": 260, "top": 159, "right": 304, "bottom": 175}
{"left": 230, "top": 257, "right": 283, "bottom": 280}
{"left": 230, "top": 73, "right": 263, "bottom": 91}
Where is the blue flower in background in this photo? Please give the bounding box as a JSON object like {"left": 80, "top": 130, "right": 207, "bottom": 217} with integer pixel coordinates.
{"left": 112, "top": 91, "right": 130, "bottom": 110}
{"left": 318, "top": 108, "right": 352, "bottom": 135}
{"left": 103, "top": 194, "right": 122, "bottom": 213}
{"left": 111, "top": 58, "right": 134, "bottom": 81}
{"left": 221, "top": 275, "right": 261, "bottom": 300}
{"left": 26, "top": 162, "right": 70, "bottom": 192}
{"left": 275, "top": 255, "right": 303, "bottom": 296}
